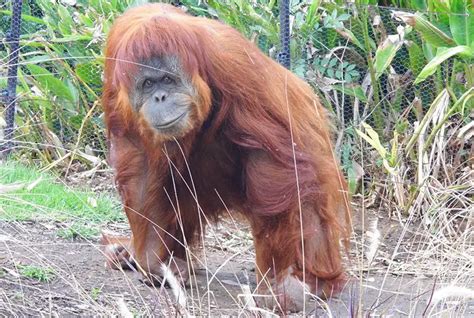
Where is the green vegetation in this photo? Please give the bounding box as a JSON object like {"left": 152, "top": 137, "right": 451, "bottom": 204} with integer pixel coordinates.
{"left": 57, "top": 224, "right": 101, "bottom": 240}
{"left": 192, "top": 0, "right": 473, "bottom": 219}
{"left": 0, "top": 0, "right": 139, "bottom": 163}
{"left": 0, "top": 0, "right": 472, "bottom": 223}
{"left": 90, "top": 287, "right": 102, "bottom": 301}
{"left": 0, "top": 161, "right": 122, "bottom": 222}
{"left": 18, "top": 264, "right": 55, "bottom": 282}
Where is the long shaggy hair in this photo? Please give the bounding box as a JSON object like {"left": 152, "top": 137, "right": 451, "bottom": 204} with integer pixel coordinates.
{"left": 102, "top": 3, "right": 351, "bottom": 303}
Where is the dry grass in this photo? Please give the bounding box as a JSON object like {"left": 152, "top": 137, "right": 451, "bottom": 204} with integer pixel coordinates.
{"left": 1, "top": 112, "right": 473, "bottom": 315}
{"left": 1, "top": 190, "right": 472, "bottom": 316}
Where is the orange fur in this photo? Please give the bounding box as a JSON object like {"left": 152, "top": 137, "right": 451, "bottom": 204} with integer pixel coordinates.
{"left": 102, "top": 3, "right": 351, "bottom": 311}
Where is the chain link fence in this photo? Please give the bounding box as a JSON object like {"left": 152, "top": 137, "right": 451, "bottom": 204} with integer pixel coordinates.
{"left": 0, "top": 0, "right": 114, "bottom": 165}
{"left": 0, "top": 1, "right": 472, "bottom": 214}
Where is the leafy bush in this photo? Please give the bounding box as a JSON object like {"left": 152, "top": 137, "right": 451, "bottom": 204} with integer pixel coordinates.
{"left": 1, "top": 0, "right": 472, "bottom": 220}
{"left": 1, "top": 0, "right": 139, "bottom": 165}
{"left": 193, "top": 0, "right": 473, "bottom": 219}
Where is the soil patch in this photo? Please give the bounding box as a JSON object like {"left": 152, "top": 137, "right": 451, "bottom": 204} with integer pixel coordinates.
{"left": 0, "top": 211, "right": 472, "bottom": 316}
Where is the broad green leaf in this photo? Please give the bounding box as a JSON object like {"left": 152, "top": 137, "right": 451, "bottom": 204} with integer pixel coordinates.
{"left": 268, "top": 0, "right": 277, "bottom": 10}
{"left": 78, "top": 13, "right": 94, "bottom": 28}
{"left": 449, "top": 0, "right": 474, "bottom": 46}
{"left": 346, "top": 166, "right": 358, "bottom": 194}
{"left": 57, "top": 5, "right": 73, "bottom": 35}
{"left": 332, "top": 84, "right": 368, "bottom": 102}
{"left": 336, "top": 28, "right": 365, "bottom": 51}
{"left": 339, "top": 14, "right": 351, "bottom": 21}
{"left": 422, "top": 40, "right": 435, "bottom": 60}
{"left": 414, "top": 46, "right": 473, "bottom": 84}
{"left": 66, "top": 80, "right": 80, "bottom": 105}
{"left": 51, "top": 35, "right": 93, "bottom": 43}
{"left": 432, "top": 2, "right": 451, "bottom": 29}
{"left": 395, "top": 12, "right": 455, "bottom": 48}
{"left": 410, "top": 0, "right": 427, "bottom": 10}
{"left": 374, "top": 35, "right": 404, "bottom": 79}
{"left": 381, "top": 159, "right": 396, "bottom": 175}
{"left": 0, "top": 10, "right": 46, "bottom": 25}
{"left": 25, "top": 64, "right": 75, "bottom": 103}
{"left": 389, "top": 132, "right": 399, "bottom": 167}
{"left": 356, "top": 124, "right": 396, "bottom": 175}
{"left": 301, "top": 0, "right": 321, "bottom": 33}
{"left": 307, "top": 0, "right": 321, "bottom": 22}
{"left": 356, "top": 123, "right": 387, "bottom": 158}
{"left": 26, "top": 55, "right": 53, "bottom": 64}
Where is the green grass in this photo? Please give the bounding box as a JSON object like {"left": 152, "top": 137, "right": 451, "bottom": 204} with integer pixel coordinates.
{"left": 0, "top": 161, "right": 123, "bottom": 223}
{"left": 57, "top": 224, "right": 100, "bottom": 240}
{"left": 90, "top": 287, "right": 102, "bottom": 301}
{"left": 18, "top": 264, "right": 55, "bottom": 282}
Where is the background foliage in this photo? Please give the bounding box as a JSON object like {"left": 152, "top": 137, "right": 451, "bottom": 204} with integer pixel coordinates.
{"left": 0, "top": 0, "right": 472, "bottom": 226}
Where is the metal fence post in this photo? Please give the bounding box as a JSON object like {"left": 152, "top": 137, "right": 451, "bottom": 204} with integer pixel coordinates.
{"left": 278, "top": 0, "right": 291, "bottom": 69}
{"left": 1, "top": 0, "right": 23, "bottom": 156}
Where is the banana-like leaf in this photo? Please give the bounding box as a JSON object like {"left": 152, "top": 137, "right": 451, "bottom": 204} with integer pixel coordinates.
{"left": 373, "top": 33, "right": 406, "bottom": 79}
{"left": 332, "top": 84, "right": 368, "bottom": 102}
{"left": 394, "top": 12, "right": 455, "bottom": 48}
{"left": 356, "top": 123, "right": 397, "bottom": 175}
{"left": 449, "top": 0, "right": 474, "bottom": 47}
{"left": 414, "top": 45, "right": 473, "bottom": 84}
{"left": 0, "top": 10, "right": 46, "bottom": 25}
{"left": 26, "top": 64, "right": 75, "bottom": 103}
{"left": 410, "top": 0, "right": 426, "bottom": 11}
{"left": 336, "top": 28, "right": 365, "bottom": 51}
{"left": 305, "top": 0, "right": 322, "bottom": 28}
{"left": 356, "top": 123, "right": 387, "bottom": 158}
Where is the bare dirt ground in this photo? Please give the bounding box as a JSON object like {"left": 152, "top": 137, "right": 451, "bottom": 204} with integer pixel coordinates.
{"left": 0, "top": 171, "right": 472, "bottom": 316}
{"left": 1, "top": 209, "right": 472, "bottom": 317}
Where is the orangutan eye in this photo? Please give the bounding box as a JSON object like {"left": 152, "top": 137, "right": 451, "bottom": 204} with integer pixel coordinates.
{"left": 143, "top": 78, "right": 155, "bottom": 88}
{"left": 161, "top": 75, "right": 174, "bottom": 84}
